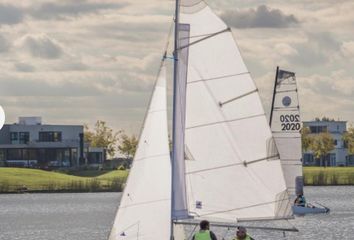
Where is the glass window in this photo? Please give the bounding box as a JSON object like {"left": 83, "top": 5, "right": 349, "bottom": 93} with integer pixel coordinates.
{"left": 7, "top": 149, "right": 22, "bottom": 160}
{"left": 309, "top": 126, "right": 327, "bottom": 133}
{"left": 19, "top": 132, "right": 30, "bottom": 144}
{"left": 39, "top": 132, "right": 62, "bottom": 142}
{"left": 10, "top": 132, "right": 19, "bottom": 144}
{"left": 0, "top": 149, "right": 6, "bottom": 161}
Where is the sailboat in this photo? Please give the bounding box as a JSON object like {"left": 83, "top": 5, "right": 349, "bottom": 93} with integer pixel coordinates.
{"left": 269, "top": 67, "right": 329, "bottom": 215}
{"left": 109, "top": 1, "right": 299, "bottom": 239}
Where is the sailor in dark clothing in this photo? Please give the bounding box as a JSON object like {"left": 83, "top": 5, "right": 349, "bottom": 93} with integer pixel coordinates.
{"left": 233, "top": 227, "right": 255, "bottom": 240}
{"left": 294, "top": 194, "right": 306, "bottom": 207}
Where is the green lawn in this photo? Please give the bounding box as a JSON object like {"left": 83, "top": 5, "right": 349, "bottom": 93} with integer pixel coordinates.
{"left": 2, "top": 167, "right": 353, "bottom": 193}
{"left": 303, "top": 167, "right": 354, "bottom": 185}
{"left": 0, "top": 168, "right": 128, "bottom": 193}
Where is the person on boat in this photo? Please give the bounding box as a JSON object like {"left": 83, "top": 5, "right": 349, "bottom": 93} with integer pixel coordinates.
{"left": 192, "top": 220, "right": 217, "bottom": 240}
{"left": 233, "top": 226, "right": 254, "bottom": 240}
{"left": 294, "top": 194, "right": 306, "bottom": 207}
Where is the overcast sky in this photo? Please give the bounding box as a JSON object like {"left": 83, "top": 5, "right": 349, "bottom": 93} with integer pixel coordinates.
{"left": 0, "top": 0, "right": 353, "bottom": 135}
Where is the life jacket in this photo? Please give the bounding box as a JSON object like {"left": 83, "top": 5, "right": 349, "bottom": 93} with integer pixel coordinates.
{"left": 194, "top": 230, "right": 212, "bottom": 240}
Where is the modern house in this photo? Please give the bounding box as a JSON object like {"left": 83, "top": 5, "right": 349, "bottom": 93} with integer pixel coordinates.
{"left": 0, "top": 117, "right": 105, "bottom": 168}
{"left": 302, "top": 120, "right": 348, "bottom": 166}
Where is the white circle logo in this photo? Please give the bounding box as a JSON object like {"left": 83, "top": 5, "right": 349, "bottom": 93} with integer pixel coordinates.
{"left": 0, "top": 105, "right": 5, "bottom": 130}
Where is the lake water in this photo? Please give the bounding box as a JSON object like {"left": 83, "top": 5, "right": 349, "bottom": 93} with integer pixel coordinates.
{"left": 0, "top": 186, "right": 354, "bottom": 239}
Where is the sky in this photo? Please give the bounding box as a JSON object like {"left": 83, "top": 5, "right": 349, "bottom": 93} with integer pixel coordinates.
{"left": 0, "top": 0, "right": 353, "bottom": 135}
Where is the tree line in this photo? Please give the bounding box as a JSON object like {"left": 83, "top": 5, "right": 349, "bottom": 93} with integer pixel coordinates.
{"left": 85, "top": 120, "right": 354, "bottom": 167}
{"left": 302, "top": 126, "right": 354, "bottom": 166}
{"left": 84, "top": 120, "right": 138, "bottom": 159}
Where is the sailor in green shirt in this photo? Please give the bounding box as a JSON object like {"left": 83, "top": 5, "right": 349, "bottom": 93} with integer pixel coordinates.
{"left": 233, "top": 227, "right": 254, "bottom": 240}
{"left": 192, "top": 220, "right": 217, "bottom": 240}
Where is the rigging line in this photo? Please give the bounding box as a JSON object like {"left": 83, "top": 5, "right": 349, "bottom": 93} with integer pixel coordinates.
{"left": 119, "top": 198, "right": 170, "bottom": 209}
{"left": 134, "top": 153, "right": 170, "bottom": 162}
{"left": 186, "top": 113, "right": 264, "bottom": 130}
{"left": 187, "top": 72, "right": 250, "bottom": 84}
{"left": 187, "top": 224, "right": 198, "bottom": 240}
{"left": 186, "top": 154, "right": 279, "bottom": 175}
{"left": 219, "top": 89, "right": 258, "bottom": 107}
{"left": 177, "top": 28, "right": 231, "bottom": 51}
{"left": 278, "top": 158, "right": 302, "bottom": 161}
{"left": 245, "top": 154, "right": 279, "bottom": 166}
{"left": 198, "top": 197, "right": 291, "bottom": 218}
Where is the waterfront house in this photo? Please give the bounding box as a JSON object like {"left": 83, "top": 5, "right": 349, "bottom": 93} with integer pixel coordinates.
{"left": 0, "top": 117, "right": 105, "bottom": 168}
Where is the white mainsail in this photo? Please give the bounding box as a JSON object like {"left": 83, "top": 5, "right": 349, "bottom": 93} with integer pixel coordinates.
{"left": 109, "top": 66, "right": 171, "bottom": 240}
{"left": 172, "top": 0, "right": 292, "bottom": 223}
{"left": 270, "top": 68, "right": 303, "bottom": 196}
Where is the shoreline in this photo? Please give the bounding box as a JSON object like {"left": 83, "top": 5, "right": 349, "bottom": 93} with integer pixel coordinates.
{"left": 0, "top": 167, "right": 128, "bottom": 194}
{"left": 1, "top": 167, "right": 354, "bottom": 194}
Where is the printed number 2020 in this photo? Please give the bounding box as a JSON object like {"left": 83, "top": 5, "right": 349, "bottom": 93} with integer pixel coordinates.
{"left": 280, "top": 114, "right": 300, "bottom": 131}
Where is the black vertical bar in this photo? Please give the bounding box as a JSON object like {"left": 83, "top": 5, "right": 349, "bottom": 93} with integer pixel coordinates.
{"left": 269, "top": 66, "right": 279, "bottom": 127}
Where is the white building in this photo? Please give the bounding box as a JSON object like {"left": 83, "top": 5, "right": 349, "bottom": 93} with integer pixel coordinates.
{"left": 302, "top": 120, "right": 348, "bottom": 166}
{"left": 0, "top": 117, "right": 105, "bottom": 168}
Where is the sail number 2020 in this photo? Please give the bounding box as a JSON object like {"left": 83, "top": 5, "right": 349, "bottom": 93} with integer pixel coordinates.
{"left": 280, "top": 114, "right": 300, "bottom": 131}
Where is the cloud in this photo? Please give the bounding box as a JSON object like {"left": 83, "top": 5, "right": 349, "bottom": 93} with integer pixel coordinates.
{"left": 0, "top": 70, "right": 152, "bottom": 97}
{"left": 0, "top": 3, "right": 24, "bottom": 25}
{"left": 14, "top": 63, "right": 35, "bottom": 72}
{"left": 0, "top": 34, "right": 10, "bottom": 52}
{"left": 222, "top": 5, "right": 299, "bottom": 28}
{"left": 17, "top": 34, "right": 64, "bottom": 59}
{"left": 341, "top": 41, "right": 354, "bottom": 58}
{"left": 30, "top": 0, "right": 128, "bottom": 20}
{"left": 289, "top": 32, "right": 341, "bottom": 67}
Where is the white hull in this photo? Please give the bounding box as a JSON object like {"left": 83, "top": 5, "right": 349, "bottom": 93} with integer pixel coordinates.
{"left": 292, "top": 205, "right": 330, "bottom": 215}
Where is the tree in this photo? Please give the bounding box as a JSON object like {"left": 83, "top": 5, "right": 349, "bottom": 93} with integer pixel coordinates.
{"left": 118, "top": 133, "right": 138, "bottom": 159}
{"left": 310, "top": 132, "right": 335, "bottom": 167}
{"left": 84, "top": 121, "right": 120, "bottom": 158}
{"left": 301, "top": 127, "right": 312, "bottom": 152}
{"left": 343, "top": 127, "right": 354, "bottom": 155}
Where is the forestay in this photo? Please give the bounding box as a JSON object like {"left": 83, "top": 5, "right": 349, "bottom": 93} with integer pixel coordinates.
{"left": 270, "top": 69, "right": 303, "bottom": 196}
{"left": 172, "top": 0, "right": 292, "bottom": 222}
{"left": 109, "top": 66, "right": 171, "bottom": 240}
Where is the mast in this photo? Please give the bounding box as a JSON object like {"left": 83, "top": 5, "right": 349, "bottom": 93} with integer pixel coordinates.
{"left": 171, "top": 0, "right": 180, "bottom": 238}
{"left": 269, "top": 66, "right": 279, "bottom": 126}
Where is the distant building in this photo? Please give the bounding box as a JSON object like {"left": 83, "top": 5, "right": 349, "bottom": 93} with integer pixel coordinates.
{"left": 0, "top": 117, "right": 105, "bottom": 168}
{"left": 302, "top": 120, "right": 348, "bottom": 166}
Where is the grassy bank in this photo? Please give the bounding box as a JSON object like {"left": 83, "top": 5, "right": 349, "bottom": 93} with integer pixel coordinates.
{"left": 304, "top": 167, "right": 354, "bottom": 185}
{"left": 0, "top": 168, "right": 128, "bottom": 193}
{"left": 2, "top": 167, "right": 353, "bottom": 193}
